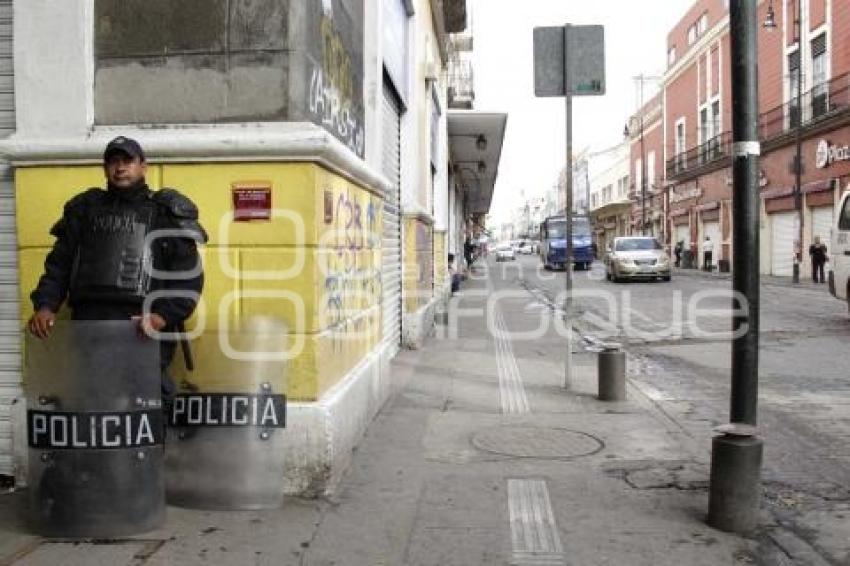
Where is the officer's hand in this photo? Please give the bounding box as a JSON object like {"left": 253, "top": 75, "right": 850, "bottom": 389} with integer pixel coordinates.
{"left": 132, "top": 313, "right": 167, "bottom": 339}
{"left": 28, "top": 308, "right": 56, "bottom": 340}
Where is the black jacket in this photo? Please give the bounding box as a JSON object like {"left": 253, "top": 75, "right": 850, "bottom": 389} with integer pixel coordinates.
{"left": 31, "top": 182, "right": 206, "bottom": 327}
{"left": 809, "top": 243, "right": 828, "bottom": 264}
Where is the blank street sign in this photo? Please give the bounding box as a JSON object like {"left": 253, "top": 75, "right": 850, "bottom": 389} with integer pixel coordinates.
{"left": 534, "top": 25, "right": 606, "bottom": 97}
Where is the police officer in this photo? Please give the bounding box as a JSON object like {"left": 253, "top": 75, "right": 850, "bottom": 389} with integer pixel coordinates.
{"left": 27, "top": 136, "right": 206, "bottom": 393}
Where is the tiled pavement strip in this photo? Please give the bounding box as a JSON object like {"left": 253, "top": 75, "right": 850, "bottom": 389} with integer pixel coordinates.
{"left": 485, "top": 263, "right": 566, "bottom": 566}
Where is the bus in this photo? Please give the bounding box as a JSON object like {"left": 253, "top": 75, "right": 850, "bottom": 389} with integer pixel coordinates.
{"left": 539, "top": 214, "right": 594, "bottom": 270}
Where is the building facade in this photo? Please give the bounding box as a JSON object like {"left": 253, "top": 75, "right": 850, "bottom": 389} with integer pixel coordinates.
{"left": 588, "top": 141, "right": 632, "bottom": 255}
{"left": 644, "top": 0, "right": 850, "bottom": 275}
{"left": 0, "top": 0, "right": 505, "bottom": 491}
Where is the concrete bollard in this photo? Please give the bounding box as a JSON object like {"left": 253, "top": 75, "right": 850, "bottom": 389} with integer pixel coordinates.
{"left": 435, "top": 303, "right": 449, "bottom": 326}
{"left": 597, "top": 346, "right": 626, "bottom": 401}
{"left": 707, "top": 426, "right": 763, "bottom": 534}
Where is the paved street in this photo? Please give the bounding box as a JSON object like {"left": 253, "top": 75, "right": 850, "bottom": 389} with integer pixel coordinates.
{"left": 511, "top": 253, "right": 850, "bottom": 564}
{"left": 0, "top": 256, "right": 848, "bottom": 565}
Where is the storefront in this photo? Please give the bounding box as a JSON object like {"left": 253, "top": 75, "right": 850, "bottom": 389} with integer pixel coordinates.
{"left": 757, "top": 126, "right": 850, "bottom": 277}
{"left": 591, "top": 200, "right": 631, "bottom": 255}
{"left": 697, "top": 201, "right": 721, "bottom": 270}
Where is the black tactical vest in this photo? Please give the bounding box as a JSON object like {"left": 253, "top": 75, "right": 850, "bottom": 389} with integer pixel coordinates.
{"left": 70, "top": 197, "right": 157, "bottom": 304}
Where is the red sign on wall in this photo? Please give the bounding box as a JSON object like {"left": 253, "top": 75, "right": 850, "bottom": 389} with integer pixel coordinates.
{"left": 232, "top": 183, "right": 272, "bottom": 221}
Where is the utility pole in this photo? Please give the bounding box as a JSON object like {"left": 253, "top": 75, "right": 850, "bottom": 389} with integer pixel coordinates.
{"left": 639, "top": 74, "right": 647, "bottom": 236}
{"left": 707, "top": 0, "right": 763, "bottom": 535}
{"left": 632, "top": 75, "right": 662, "bottom": 237}
{"left": 792, "top": 0, "right": 804, "bottom": 284}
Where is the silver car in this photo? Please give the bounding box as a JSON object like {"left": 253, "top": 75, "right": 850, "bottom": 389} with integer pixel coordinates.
{"left": 605, "top": 237, "right": 672, "bottom": 282}
{"left": 495, "top": 243, "right": 516, "bottom": 262}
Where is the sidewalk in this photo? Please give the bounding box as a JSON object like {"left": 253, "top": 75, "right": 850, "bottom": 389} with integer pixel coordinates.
{"left": 0, "top": 261, "right": 762, "bottom": 565}
{"left": 673, "top": 265, "right": 830, "bottom": 290}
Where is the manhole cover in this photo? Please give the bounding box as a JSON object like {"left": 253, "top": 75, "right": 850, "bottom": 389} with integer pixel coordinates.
{"left": 471, "top": 426, "right": 604, "bottom": 459}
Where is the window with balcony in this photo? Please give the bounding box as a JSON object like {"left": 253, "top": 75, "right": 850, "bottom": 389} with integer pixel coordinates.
{"left": 620, "top": 176, "right": 629, "bottom": 198}
{"left": 646, "top": 151, "right": 656, "bottom": 191}
{"left": 675, "top": 119, "right": 686, "bottom": 172}
{"left": 788, "top": 50, "right": 800, "bottom": 128}
{"left": 687, "top": 25, "right": 697, "bottom": 45}
{"left": 668, "top": 46, "right": 677, "bottom": 66}
{"left": 697, "top": 13, "right": 708, "bottom": 36}
{"left": 635, "top": 157, "right": 643, "bottom": 192}
{"left": 708, "top": 100, "right": 721, "bottom": 159}
{"left": 811, "top": 34, "right": 828, "bottom": 119}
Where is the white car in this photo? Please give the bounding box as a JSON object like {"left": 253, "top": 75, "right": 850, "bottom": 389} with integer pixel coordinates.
{"left": 829, "top": 191, "right": 850, "bottom": 307}
{"left": 495, "top": 243, "right": 516, "bottom": 262}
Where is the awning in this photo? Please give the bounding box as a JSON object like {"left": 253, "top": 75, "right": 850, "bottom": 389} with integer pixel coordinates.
{"left": 590, "top": 199, "right": 631, "bottom": 217}
{"left": 448, "top": 111, "right": 508, "bottom": 215}
{"left": 802, "top": 179, "right": 834, "bottom": 194}
{"left": 695, "top": 201, "right": 720, "bottom": 212}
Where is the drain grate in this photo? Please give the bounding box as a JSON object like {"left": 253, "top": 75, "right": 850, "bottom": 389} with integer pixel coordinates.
{"left": 471, "top": 426, "right": 604, "bottom": 460}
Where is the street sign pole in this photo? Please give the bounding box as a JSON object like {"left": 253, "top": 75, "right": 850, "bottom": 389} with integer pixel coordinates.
{"left": 564, "top": 24, "right": 574, "bottom": 390}
{"left": 707, "top": 0, "right": 763, "bottom": 535}
{"left": 534, "top": 24, "right": 605, "bottom": 391}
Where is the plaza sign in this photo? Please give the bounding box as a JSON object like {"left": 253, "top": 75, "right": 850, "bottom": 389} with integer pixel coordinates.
{"left": 815, "top": 139, "right": 850, "bottom": 169}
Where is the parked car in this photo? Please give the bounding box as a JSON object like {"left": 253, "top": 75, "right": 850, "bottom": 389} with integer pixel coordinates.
{"left": 605, "top": 236, "right": 672, "bottom": 282}
{"left": 495, "top": 243, "right": 516, "bottom": 262}
{"left": 517, "top": 240, "right": 534, "bottom": 254}
{"left": 829, "top": 191, "right": 850, "bottom": 307}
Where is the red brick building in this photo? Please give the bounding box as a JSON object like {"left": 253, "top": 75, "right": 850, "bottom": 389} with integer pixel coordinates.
{"left": 631, "top": 0, "right": 850, "bottom": 276}
{"left": 627, "top": 92, "right": 665, "bottom": 240}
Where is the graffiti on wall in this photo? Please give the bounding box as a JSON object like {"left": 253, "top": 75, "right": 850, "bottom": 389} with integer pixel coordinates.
{"left": 405, "top": 219, "right": 433, "bottom": 312}
{"left": 308, "top": 8, "right": 365, "bottom": 157}
{"left": 322, "top": 188, "right": 382, "bottom": 332}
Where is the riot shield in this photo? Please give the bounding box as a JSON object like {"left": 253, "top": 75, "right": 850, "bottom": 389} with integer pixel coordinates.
{"left": 25, "top": 321, "right": 164, "bottom": 538}
{"left": 165, "top": 316, "right": 288, "bottom": 510}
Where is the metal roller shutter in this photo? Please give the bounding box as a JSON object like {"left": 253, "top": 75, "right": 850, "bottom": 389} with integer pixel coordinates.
{"left": 381, "top": 83, "right": 402, "bottom": 354}
{"left": 675, "top": 224, "right": 689, "bottom": 246}
{"left": 0, "top": 0, "right": 17, "bottom": 477}
{"left": 703, "top": 221, "right": 720, "bottom": 268}
{"left": 811, "top": 206, "right": 833, "bottom": 245}
{"left": 771, "top": 212, "right": 796, "bottom": 277}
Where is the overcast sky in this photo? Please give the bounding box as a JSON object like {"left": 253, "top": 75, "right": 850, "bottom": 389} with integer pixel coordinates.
{"left": 470, "top": 0, "right": 695, "bottom": 225}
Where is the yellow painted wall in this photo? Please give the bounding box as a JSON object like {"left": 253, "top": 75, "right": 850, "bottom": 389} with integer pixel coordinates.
{"left": 403, "top": 216, "right": 433, "bottom": 313}
{"left": 434, "top": 231, "right": 447, "bottom": 293}
{"left": 17, "top": 162, "right": 383, "bottom": 401}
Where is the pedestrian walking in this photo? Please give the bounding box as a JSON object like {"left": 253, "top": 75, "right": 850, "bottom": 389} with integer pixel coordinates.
{"left": 702, "top": 236, "right": 714, "bottom": 272}
{"left": 448, "top": 253, "right": 462, "bottom": 294}
{"left": 27, "top": 136, "right": 207, "bottom": 396}
{"left": 464, "top": 236, "right": 475, "bottom": 269}
{"left": 674, "top": 240, "right": 683, "bottom": 268}
{"left": 809, "top": 236, "right": 828, "bottom": 283}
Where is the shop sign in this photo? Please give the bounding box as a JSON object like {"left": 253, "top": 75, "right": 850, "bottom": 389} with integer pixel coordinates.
{"left": 669, "top": 185, "right": 702, "bottom": 204}
{"left": 815, "top": 139, "right": 850, "bottom": 169}
{"left": 232, "top": 183, "right": 272, "bottom": 221}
